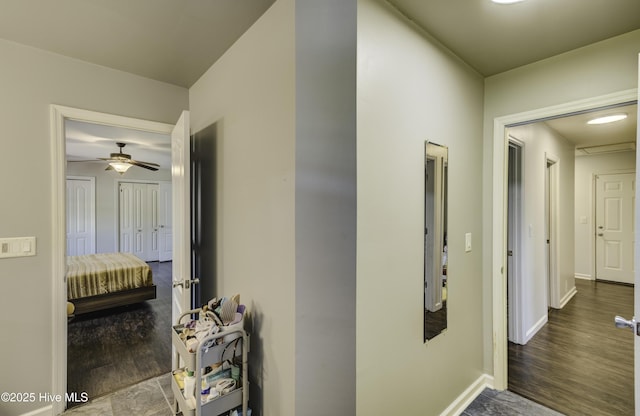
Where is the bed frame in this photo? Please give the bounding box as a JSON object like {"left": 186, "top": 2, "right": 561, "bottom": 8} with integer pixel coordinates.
{"left": 71, "top": 285, "right": 157, "bottom": 315}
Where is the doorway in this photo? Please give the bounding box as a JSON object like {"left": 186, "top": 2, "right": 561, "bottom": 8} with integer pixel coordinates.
{"left": 507, "top": 140, "right": 524, "bottom": 344}
{"left": 51, "top": 105, "right": 178, "bottom": 414}
{"left": 545, "top": 156, "right": 558, "bottom": 309}
{"left": 492, "top": 90, "right": 638, "bottom": 411}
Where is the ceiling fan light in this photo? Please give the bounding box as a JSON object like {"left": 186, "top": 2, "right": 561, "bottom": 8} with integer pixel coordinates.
{"left": 109, "top": 161, "right": 132, "bottom": 174}
{"left": 587, "top": 113, "right": 628, "bottom": 125}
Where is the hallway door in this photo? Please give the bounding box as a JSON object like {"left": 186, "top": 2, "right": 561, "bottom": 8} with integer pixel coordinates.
{"left": 596, "top": 172, "right": 635, "bottom": 284}
{"left": 171, "top": 110, "right": 194, "bottom": 330}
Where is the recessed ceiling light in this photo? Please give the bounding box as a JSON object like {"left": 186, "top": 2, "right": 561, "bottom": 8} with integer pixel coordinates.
{"left": 587, "top": 114, "right": 628, "bottom": 125}
{"left": 492, "top": 0, "right": 525, "bottom": 4}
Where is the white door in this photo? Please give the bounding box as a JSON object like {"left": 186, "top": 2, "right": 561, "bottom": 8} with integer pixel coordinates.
{"left": 119, "top": 182, "right": 135, "bottom": 253}
{"left": 158, "top": 181, "right": 173, "bottom": 262}
{"left": 148, "top": 183, "right": 160, "bottom": 261}
{"left": 120, "top": 182, "right": 161, "bottom": 262}
{"left": 66, "top": 176, "right": 96, "bottom": 256}
{"left": 172, "top": 111, "right": 193, "bottom": 327}
{"left": 596, "top": 173, "right": 635, "bottom": 284}
{"left": 133, "top": 183, "right": 146, "bottom": 259}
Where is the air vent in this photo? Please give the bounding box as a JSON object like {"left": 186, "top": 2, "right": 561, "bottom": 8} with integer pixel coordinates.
{"left": 576, "top": 142, "right": 636, "bottom": 155}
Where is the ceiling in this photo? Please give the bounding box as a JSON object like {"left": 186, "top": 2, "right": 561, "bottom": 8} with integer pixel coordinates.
{"left": 388, "top": 0, "right": 640, "bottom": 77}
{"left": 65, "top": 120, "right": 171, "bottom": 169}
{"left": 0, "top": 0, "right": 636, "bottom": 162}
{"left": 543, "top": 104, "right": 637, "bottom": 152}
{"left": 0, "top": 0, "right": 276, "bottom": 88}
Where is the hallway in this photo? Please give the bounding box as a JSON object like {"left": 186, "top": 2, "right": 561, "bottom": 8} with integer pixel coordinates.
{"left": 508, "top": 279, "right": 634, "bottom": 415}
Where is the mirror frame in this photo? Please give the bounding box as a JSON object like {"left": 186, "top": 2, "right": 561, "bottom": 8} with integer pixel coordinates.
{"left": 424, "top": 141, "right": 448, "bottom": 342}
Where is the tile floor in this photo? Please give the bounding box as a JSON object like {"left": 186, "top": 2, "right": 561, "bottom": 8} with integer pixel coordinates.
{"left": 463, "top": 389, "right": 564, "bottom": 416}
{"left": 63, "top": 373, "right": 563, "bottom": 416}
{"left": 63, "top": 373, "right": 175, "bottom": 416}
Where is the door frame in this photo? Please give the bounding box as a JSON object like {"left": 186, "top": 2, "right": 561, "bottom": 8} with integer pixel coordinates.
{"left": 491, "top": 88, "right": 638, "bottom": 390}
{"left": 545, "top": 154, "right": 560, "bottom": 309}
{"left": 50, "top": 105, "right": 175, "bottom": 415}
{"left": 507, "top": 138, "right": 525, "bottom": 344}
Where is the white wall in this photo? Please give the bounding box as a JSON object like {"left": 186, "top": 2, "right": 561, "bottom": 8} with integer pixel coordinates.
{"left": 189, "top": 1, "right": 296, "bottom": 414}
{"left": 0, "top": 38, "right": 187, "bottom": 416}
{"left": 574, "top": 151, "right": 636, "bottom": 278}
{"left": 66, "top": 162, "right": 171, "bottom": 253}
{"left": 507, "top": 123, "right": 575, "bottom": 341}
{"left": 357, "top": 1, "right": 485, "bottom": 414}
{"left": 483, "top": 29, "right": 640, "bottom": 373}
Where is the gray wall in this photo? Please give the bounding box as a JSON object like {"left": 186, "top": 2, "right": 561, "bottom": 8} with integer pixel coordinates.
{"left": 357, "top": 1, "right": 485, "bottom": 414}
{"left": 295, "top": 0, "right": 357, "bottom": 414}
{"left": 189, "top": 0, "right": 297, "bottom": 413}
{"left": 0, "top": 37, "right": 187, "bottom": 416}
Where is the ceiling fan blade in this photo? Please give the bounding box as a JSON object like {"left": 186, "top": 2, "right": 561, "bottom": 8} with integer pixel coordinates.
{"left": 67, "top": 159, "right": 101, "bottom": 162}
{"left": 129, "top": 160, "right": 159, "bottom": 171}
{"left": 131, "top": 159, "right": 160, "bottom": 167}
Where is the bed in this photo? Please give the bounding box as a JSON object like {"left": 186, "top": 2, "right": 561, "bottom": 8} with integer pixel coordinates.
{"left": 67, "top": 252, "right": 157, "bottom": 315}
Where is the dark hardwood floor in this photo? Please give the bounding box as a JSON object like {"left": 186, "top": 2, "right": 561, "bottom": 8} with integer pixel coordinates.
{"left": 67, "top": 261, "right": 173, "bottom": 407}
{"left": 509, "top": 279, "right": 634, "bottom": 416}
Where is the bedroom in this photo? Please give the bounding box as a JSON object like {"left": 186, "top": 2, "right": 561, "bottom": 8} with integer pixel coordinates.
{"left": 65, "top": 119, "right": 174, "bottom": 404}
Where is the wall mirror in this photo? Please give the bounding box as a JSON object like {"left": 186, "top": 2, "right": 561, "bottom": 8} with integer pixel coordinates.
{"left": 424, "top": 141, "right": 448, "bottom": 342}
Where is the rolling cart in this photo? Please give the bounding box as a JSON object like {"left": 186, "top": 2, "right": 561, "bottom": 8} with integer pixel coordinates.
{"left": 172, "top": 308, "right": 249, "bottom": 416}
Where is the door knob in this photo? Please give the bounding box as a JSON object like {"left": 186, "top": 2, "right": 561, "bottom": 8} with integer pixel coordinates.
{"left": 173, "top": 278, "right": 200, "bottom": 289}
{"left": 615, "top": 315, "right": 638, "bottom": 335}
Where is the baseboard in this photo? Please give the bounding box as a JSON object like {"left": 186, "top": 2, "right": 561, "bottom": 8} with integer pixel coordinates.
{"left": 575, "top": 273, "right": 593, "bottom": 281}
{"left": 20, "top": 405, "right": 52, "bottom": 416}
{"left": 524, "top": 314, "right": 548, "bottom": 344}
{"left": 559, "top": 285, "right": 578, "bottom": 308}
{"left": 439, "top": 373, "right": 495, "bottom": 416}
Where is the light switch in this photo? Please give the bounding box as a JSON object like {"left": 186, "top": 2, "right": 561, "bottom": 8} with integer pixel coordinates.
{"left": 465, "top": 233, "right": 472, "bottom": 253}
{"left": 0, "top": 237, "right": 36, "bottom": 259}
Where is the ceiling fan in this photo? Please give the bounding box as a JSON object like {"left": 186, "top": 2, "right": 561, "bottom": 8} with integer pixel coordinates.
{"left": 71, "top": 142, "right": 160, "bottom": 174}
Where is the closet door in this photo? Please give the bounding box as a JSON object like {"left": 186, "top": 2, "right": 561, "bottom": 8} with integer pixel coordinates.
{"left": 158, "top": 182, "right": 173, "bottom": 261}
{"left": 147, "top": 184, "right": 160, "bottom": 261}
{"left": 119, "top": 182, "right": 135, "bottom": 254}
{"left": 119, "top": 182, "right": 160, "bottom": 262}
{"left": 66, "top": 176, "right": 96, "bottom": 256}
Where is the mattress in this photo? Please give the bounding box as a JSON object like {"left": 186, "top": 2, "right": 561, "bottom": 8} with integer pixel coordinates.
{"left": 66, "top": 252, "right": 153, "bottom": 300}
